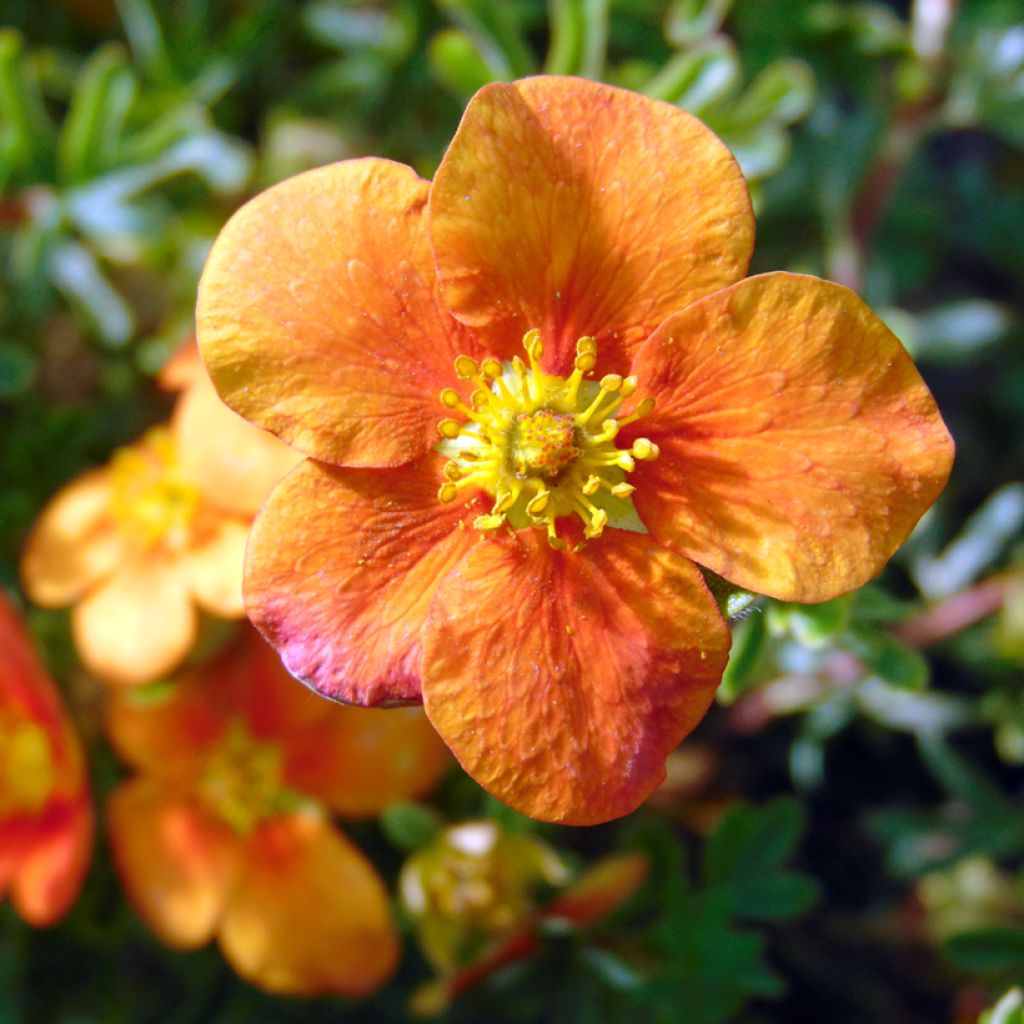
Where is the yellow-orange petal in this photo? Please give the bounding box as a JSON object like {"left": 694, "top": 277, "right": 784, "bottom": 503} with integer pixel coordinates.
{"left": 185, "top": 517, "right": 249, "bottom": 618}
{"left": 108, "top": 778, "right": 239, "bottom": 947}
{"left": 429, "top": 76, "right": 754, "bottom": 373}
{"left": 11, "top": 799, "right": 93, "bottom": 927}
{"left": 286, "top": 706, "right": 450, "bottom": 818}
{"left": 21, "top": 469, "right": 123, "bottom": 608}
{"left": 422, "top": 530, "right": 731, "bottom": 825}
{"left": 158, "top": 337, "right": 204, "bottom": 392}
{"left": 628, "top": 273, "right": 956, "bottom": 603}
{"left": 72, "top": 555, "right": 197, "bottom": 686}
{"left": 197, "top": 158, "right": 480, "bottom": 469}
{"left": 220, "top": 813, "right": 398, "bottom": 997}
{"left": 245, "top": 455, "right": 485, "bottom": 707}
{"left": 172, "top": 369, "right": 301, "bottom": 518}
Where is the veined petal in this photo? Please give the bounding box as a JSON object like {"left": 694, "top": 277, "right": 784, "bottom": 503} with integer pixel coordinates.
{"left": 220, "top": 813, "right": 398, "bottom": 997}
{"left": 245, "top": 455, "right": 485, "bottom": 707}
{"left": 429, "top": 76, "right": 753, "bottom": 373}
{"left": 285, "top": 706, "right": 450, "bottom": 818}
{"left": 628, "top": 273, "right": 955, "bottom": 602}
{"left": 172, "top": 369, "right": 301, "bottom": 518}
{"left": 421, "top": 530, "right": 730, "bottom": 825}
{"left": 108, "top": 778, "right": 239, "bottom": 947}
{"left": 185, "top": 516, "right": 250, "bottom": 619}
{"left": 72, "top": 555, "right": 196, "bottom": 686}
{"left": 197, "top": 158, "right": 479, "bottom": 469}
{"left": 11, "top": 798, "right": 93, "bottom": 927}
{"left": 21, "top": 469, "right": 123, "bottom": 608}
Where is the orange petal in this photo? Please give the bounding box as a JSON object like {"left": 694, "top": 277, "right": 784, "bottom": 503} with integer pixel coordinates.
{"left": 72, "top": 554, "right": 197, "bottom": 686}
{"left": 108, "top": 778, "right": 238, "bottom": 947}
{"left": 172, "top": 370, "right": 301, "bottom": 518}
{"left": 12, "top": 798, "right": 93, "bottom": 927}
{"left": 220, "top": 813, "right": 398, "bottom": 997}
{"left": 157, "top": 338, "right": 204, "bottom": 392}
{"left": 628, "top": 273, "right": 956, "bottom": 602}
{"left": 286, "top": 706, "right": 450, "bottom": 818}
{"left": 21, "top": 469, "right": 123, "bottom": 607}
{"left": 429, "top": 76, "right": 753, "bottom": 373}
{"left": 245, "top": 455, "right": 485, "bottom": 707}
{"left": 185, "top": 516, "right": 249, "bottom": 618}
{"left": 197, "top": 158, "right": 480, "bottom": 469}
{"left": 422, "top": 530, "right": 730, "bottom": 825}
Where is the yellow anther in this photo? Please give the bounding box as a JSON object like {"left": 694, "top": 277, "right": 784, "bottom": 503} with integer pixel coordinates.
{"left": 526, "top": 491, "right": 550, "bottom": 517}
{"left": 474, "top": 513, "right": 505, "bottom": 531}
{"left": 620, "top": 376, "right": 638, "bottom": 397}
{"left": 582, "top": 475, "right": 601, "bottom": 496}
{"left": 634, "top": 396, "right": 655, "bottom": 417}
{"left": 546, "top": 522, "right": 567, "bottom": 551}
{"left": 610, "top": 482, "right": 636, "bottom": 498}
{"left": 470, "top": 389, "right": 490, "bottom": 410}
{"left": 585, "top": 509, "right": 608, "bottom": 538}
{"left": 440, "top": 388, "right": 461, "bottom": 409}
{"left": 438, "top": 419, "right": 462, "bottom": 439}
{"left": 576, "top": 336, "right": 597, "bottom": 355}
{"left": 481, "top": 358, "right": 503, "bottom": 379}
{"left": 631, "top": 438, "right": 660, "bottom": 461}
{"left": 438, "top": 483, "right": 458, "bottom": 503}
{"left": 443, "top": 462, "right": 464, "bottom": 481}
{"left": 454, "top": 355, "right": 478, "bottom": 379}
{"left": 523, "top": 328, "right": 544, "bottom": 362}
{"left": 574, "top": 352, "right": 597, "bottom": 372}
{"left": 494, "top": 490, "right": 517, "bottom": 513}
{"left": 599, "top": 374, "right": 623, "bottom": 392}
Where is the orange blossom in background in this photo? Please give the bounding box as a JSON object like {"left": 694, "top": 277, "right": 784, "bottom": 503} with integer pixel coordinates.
{"left": 0, "top": 591, "right": 92, "bottom": 926}
{"left": 196, "top": 76, "right": 954, "bottom": 825}
{"left": 106, "top": 626, "right": 450, "bottom": 996}
{"left": 20, "top": 347, "right": 298, "bottom": 686}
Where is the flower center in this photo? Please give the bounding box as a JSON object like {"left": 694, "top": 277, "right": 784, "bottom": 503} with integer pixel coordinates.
{"left": 0, "top": 714, "right": 56, "bottom": 815}
{"left": 198, "top": 719, "right": 283, "bottom": 834}
{"left": 436, "top": 330, "right": 658, "bottom": 549}
{"left": 109, "top": 428, "right": 200, "bottom": 551}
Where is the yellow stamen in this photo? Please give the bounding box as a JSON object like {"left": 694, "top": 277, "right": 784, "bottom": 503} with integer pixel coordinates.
{"left": 435, "top": 330, "right": 657, "bottom": 547}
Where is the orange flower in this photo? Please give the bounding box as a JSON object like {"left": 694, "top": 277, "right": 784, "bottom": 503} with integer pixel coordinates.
{"left": 0, "top": 592, "right": 93, "bottom": 926}
{"left": 20, "top": 354, "right": 299, "bottom": 686}
{"left": 196, "top": 76, "right": 954, "bottom": 824}
{"left": 106, "top": 626, "right": 450, "bottom": 996}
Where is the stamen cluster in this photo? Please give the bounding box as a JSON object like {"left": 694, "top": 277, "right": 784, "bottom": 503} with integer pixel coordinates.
{"left": 437, "top": 330, "right": 658, "bottom": 549}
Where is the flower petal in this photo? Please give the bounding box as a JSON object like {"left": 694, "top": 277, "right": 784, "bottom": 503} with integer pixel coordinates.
{"left": 108, "top": 778, "right": 238, "bottom": 947}
{"left": 72, "top": 555, "right": 197, "bottom": 686}
{"left": 628, "top": 273, "right": 956, "bottom": 602}
{"left": 172, "top": 369, "right": 301, "bottom": 518}
{"left": 245, "top": 455, "right": 485, "bottom": 707}
{"left": 429, "top": 76, "right": 753, "bottom": 372}
{"left": 286, "top": 706, "right": 450, "bottom": 818}
{"left": 21, "top": 469, "right": 124, "bottom": 607}
{"left": 197, "top": 158, "right": 478, "bottom": 468}
{"left": 11, "top": 799, "right": 93, "bottom": 927}
{"left": 220, "top": 813, "right": 398, "bottom": 997}
{"left": 185, "top": 517, "right": 250, "bottom": 618}
{"left": 422, "top": 530, "right": 730, "bottom": 825}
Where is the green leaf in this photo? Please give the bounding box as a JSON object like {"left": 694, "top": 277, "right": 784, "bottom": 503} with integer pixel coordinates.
{"left": 914, "top": 300, "right": 1014, "bottom": 365}
{"left": 945, "top": 927, "right": 1024, "bottom": 974}
{"left": 719, "top": 612, "right": 767, "bottom": 702}
{"left": 848, "top": 627, "right": 929, "bottom": 690}
{"left": 49, "top": 241, "right": 134, "bottom": 347}
{"left": 0, "top": 30, "right": 55, "bottom": 178}
{"left": 437, "top": 0, "right": 536, "bottom": 80}
{"left": 981, "top": 988, "right": 1024, "bottom": 1024}
{"left": 715, "top": 872, "right": 821, "bottom": 920}
{"left": 58, "top": 45, "right": 136, "bottom": 185}
{"left": 665, "top": 0, "right": 733, "bottom": 47}
{"left": 644, "top": 36, "right": 740, "bottom": 115}
{"left": 704, "top": 797, "right": 805, "bottom": 884}
{"left": 380, "top": 802, "right": 444, "bottom": 852}
{"left": 731, "top": 59, "right": 816, "bottom": 128}
{"left": 429, "top": 29, "right": 498, "bottom": 98}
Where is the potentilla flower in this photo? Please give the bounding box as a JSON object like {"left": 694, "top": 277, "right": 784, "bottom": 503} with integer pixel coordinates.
{"left": 20, "top": 356, "right": 299, "bottom": 686}
{"left": 196, "top": 76, "right": 954, "bottom": 825}
{"left": 106, "top": 626, "right": 450, "bottom": 996}
{"left": 0, "top": 592, "right": 93, "bottom": 926}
